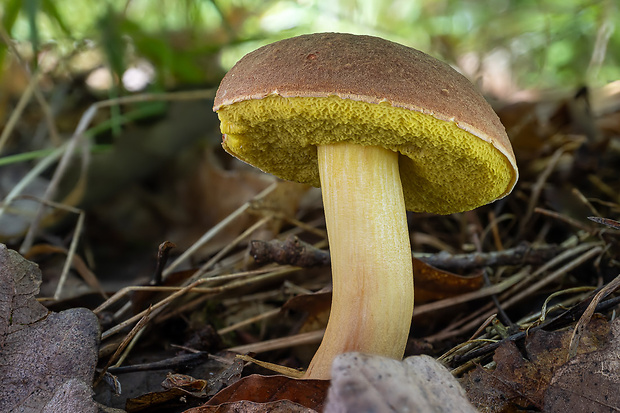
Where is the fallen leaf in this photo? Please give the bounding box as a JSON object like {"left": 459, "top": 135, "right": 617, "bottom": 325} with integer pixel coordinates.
{"left": 461, "top": 316, "right": 612, "bottom": 412}
{"left": 544, "top": 317, "right": 620, "bottom": 412}
{"left": 183, "top": 399, "right": 316, "bottom": 413}
{"left": 125, "top": 354, "right": 244, "bottom": 412}
{"left": 42, "top": 379, "right": 99, "bottom": 413}
{"left": 413, "top": 258, "right": 483, "bottom": 303}
{"left": 282, "top": 289, "right": 331, "bottom": 334}
{"left": 0, "top": 244, "right": 101, "bottom": 412}
{"left": 324, "top": 352, "right": 477, "bottom": 413}
{"left": 203, "top": 375, "right": 328, "bottom": 411}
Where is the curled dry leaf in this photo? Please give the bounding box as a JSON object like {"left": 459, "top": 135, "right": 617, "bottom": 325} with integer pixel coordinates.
{"left": 324, "top": 352, "right": 477, "bottom": 413}
{"left": 202, "top": 375, "right": 329, "bottom": 412}
{"left": 125, "top": 354, "right": 244, "bottom": 412}
{"left": 0, "top": 244, "right": 100, "bottom": 413}
{"left": 413, "top": 257, "right": 483, "bottom": 303}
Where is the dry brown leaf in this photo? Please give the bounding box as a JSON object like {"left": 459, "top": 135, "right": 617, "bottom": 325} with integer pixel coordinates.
{"left": 544, "top": 317, "right": 620, "bottom": 412}
{"left": 125, "top": 355, "right": 244, "bottom": 412}
{"left": 324, "top": 353, "right": 477, "bottom": 413}
{"left": 203, "top": 375, "right": 328, "bottom": 411}
{"left": 282, "top": 290, "right": 331, "bottom": 334}
{"left": 184, "top": 399, "right": 317, "bottom": 413}
{"left": 0, "top": 244, "right": 100, "bottom": 412}
{"left": 461, "top": 316, "right": 612, "bottom": 412}
{"left": 413, "top": 258, "right": 484, "bottom": 303}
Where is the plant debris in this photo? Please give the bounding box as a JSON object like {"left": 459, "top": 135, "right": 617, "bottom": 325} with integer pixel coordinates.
{"left": 0, "top": 244, "right": 100, "bottom": 412}
{"left": 325, "top": 353, "right": 477, "bottom": 413}
{"left": 461, "top": 316, "right": 620, "bottom": 412}
{"left": 2, "top": 21, "right": 620, "bottom": 410}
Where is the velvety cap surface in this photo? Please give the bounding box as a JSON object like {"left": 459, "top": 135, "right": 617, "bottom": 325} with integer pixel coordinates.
{"left": 214, "top": 33, "right": 518, "bottom": 214}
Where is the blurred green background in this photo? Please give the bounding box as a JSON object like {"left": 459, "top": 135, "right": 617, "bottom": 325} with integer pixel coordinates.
{"left": 2, "top": 0, "right": 618, "bottom": 96}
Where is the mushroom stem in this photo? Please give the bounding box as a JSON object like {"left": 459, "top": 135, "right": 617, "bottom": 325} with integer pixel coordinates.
{"left": 305, "top": 142, "right": 414, "bottom": 379}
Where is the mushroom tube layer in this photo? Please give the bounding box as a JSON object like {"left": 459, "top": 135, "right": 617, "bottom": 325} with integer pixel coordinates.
{"left": 218, "top": 94, "right": 515, "bottom": 215}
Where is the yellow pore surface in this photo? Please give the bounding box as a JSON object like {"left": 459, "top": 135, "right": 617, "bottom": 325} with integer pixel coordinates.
{"left": 218, "top": 95, "right": 514, "bottom": 214}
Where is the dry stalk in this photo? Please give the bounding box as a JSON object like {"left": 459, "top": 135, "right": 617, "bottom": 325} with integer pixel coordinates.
{"left": 426, "top": 243, "right": 604, "bottom": 342}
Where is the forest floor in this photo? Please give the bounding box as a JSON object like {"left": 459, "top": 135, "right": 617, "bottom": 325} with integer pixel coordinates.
{"left": 1, "top": 56, "right": 620, "bottom": 412}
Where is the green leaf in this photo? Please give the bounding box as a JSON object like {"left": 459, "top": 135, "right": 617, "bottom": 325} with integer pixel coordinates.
{"left": 0, "top": 0, "right": 22, "bottom": 68}
{"left": 41, "top": 0, "right": 72, "bottom": 37}
{"left": 23, "top": 0, "right": 42, "bottom": 64}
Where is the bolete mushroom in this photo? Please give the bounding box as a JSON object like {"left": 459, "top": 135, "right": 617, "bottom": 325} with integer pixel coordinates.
{"left": 213, "top": 33, "right": 518, "bottom": 379}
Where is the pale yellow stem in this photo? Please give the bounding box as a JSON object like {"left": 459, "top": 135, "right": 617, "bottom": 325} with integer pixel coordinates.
{"left": 305, "top": 142, "right": 414, "bottom": 379}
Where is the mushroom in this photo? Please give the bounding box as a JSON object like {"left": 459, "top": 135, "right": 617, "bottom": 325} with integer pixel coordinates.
{"left": 213, "top": 33, "right": 518, "bottom": 379}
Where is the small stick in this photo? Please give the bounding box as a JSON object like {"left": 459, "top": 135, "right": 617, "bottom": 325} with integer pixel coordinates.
{"left": 151, "top": 241, "right": 177, "bottom": 286}
{"left": 100, "top": 267, "right": 297, "bottom": 340}
{"left": 15, "top": 195, "right": 89, "bottom": 300}
{"left": 236, "top": 354, "right": 305, "bottom": 378}
{"left": 572, "top": 187, "right": 601, "bottom": 217}
{"left": 189, "top": 214, "right": 273, "bottom": 283}
{"left": 106, "top": 352, "right": 209, "bottom": 374}
{"left": 251, "top": 235, "right": 331, "bottom": 267}
{"left": 0, "top": 147, "right": 64, "bottom": 221}
{"left": 251, "top": 237, "right": 564, "bottom": 272}
{"left": 94, "top": 267, "right": 287, "bottom": 314}
{"left": 534, "top": 207, "right": 596, "bottom": 233}
{"left": 588, "top": 216, "right": 620, "bottom": 230}
{"left": 95, "top": 307, "right": 152, "bottom": 386}
{"left": 500, "top": 246, "right": 603, "bottom": 311}
{"left": 101, "top": 279, "right": 208, "bottom": 340}
{"left": 453, "top": 294, "right": 620, "bottom": 366}
{"left": 518, "top": 147, "right": 565, "bottom": 236}
{"left": 486, "top": 211, "right": 505, "bottom": 251}
{"left": 414, "top": 268, "right": 528, "bottom": 316}
{"left": 426, "top": 245, "right": 603, "bottom": 342}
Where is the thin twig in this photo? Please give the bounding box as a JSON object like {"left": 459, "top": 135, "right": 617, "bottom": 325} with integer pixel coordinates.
{"left": 15, "top": 195, "right": 88, "bottom": 300}
{"left": 534, "top": 207, "right": 596, "bottom": 234}
{"left": 227, "top": 329, "right": 325, "bottom": 354}
{"left": 100, "top": 267, "right": 297, "bottom": 340}
{"left": 218, "top": 307, "right": 282, "bottom": 335}
{"left": 426, "top": 244, "right": 603, "bottom": 342}
{"left": 518, "top": 147, "right": 565, "bottom": 237}
{"left": 0, "top": 146, "right": 64, "bottom": 220}
{"left": 94, "top": 267, "right": 287, "bottom": 315}
{"left": 189, "top": 214, "right": 274, "bottom": 282}
{"left": 95, "top": 307, "right": 153, "bottom": 386}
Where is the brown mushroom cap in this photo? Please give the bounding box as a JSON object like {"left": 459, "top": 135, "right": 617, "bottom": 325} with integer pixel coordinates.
{"left": 214, "top": 33, "right": 518, "bottom": 214}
